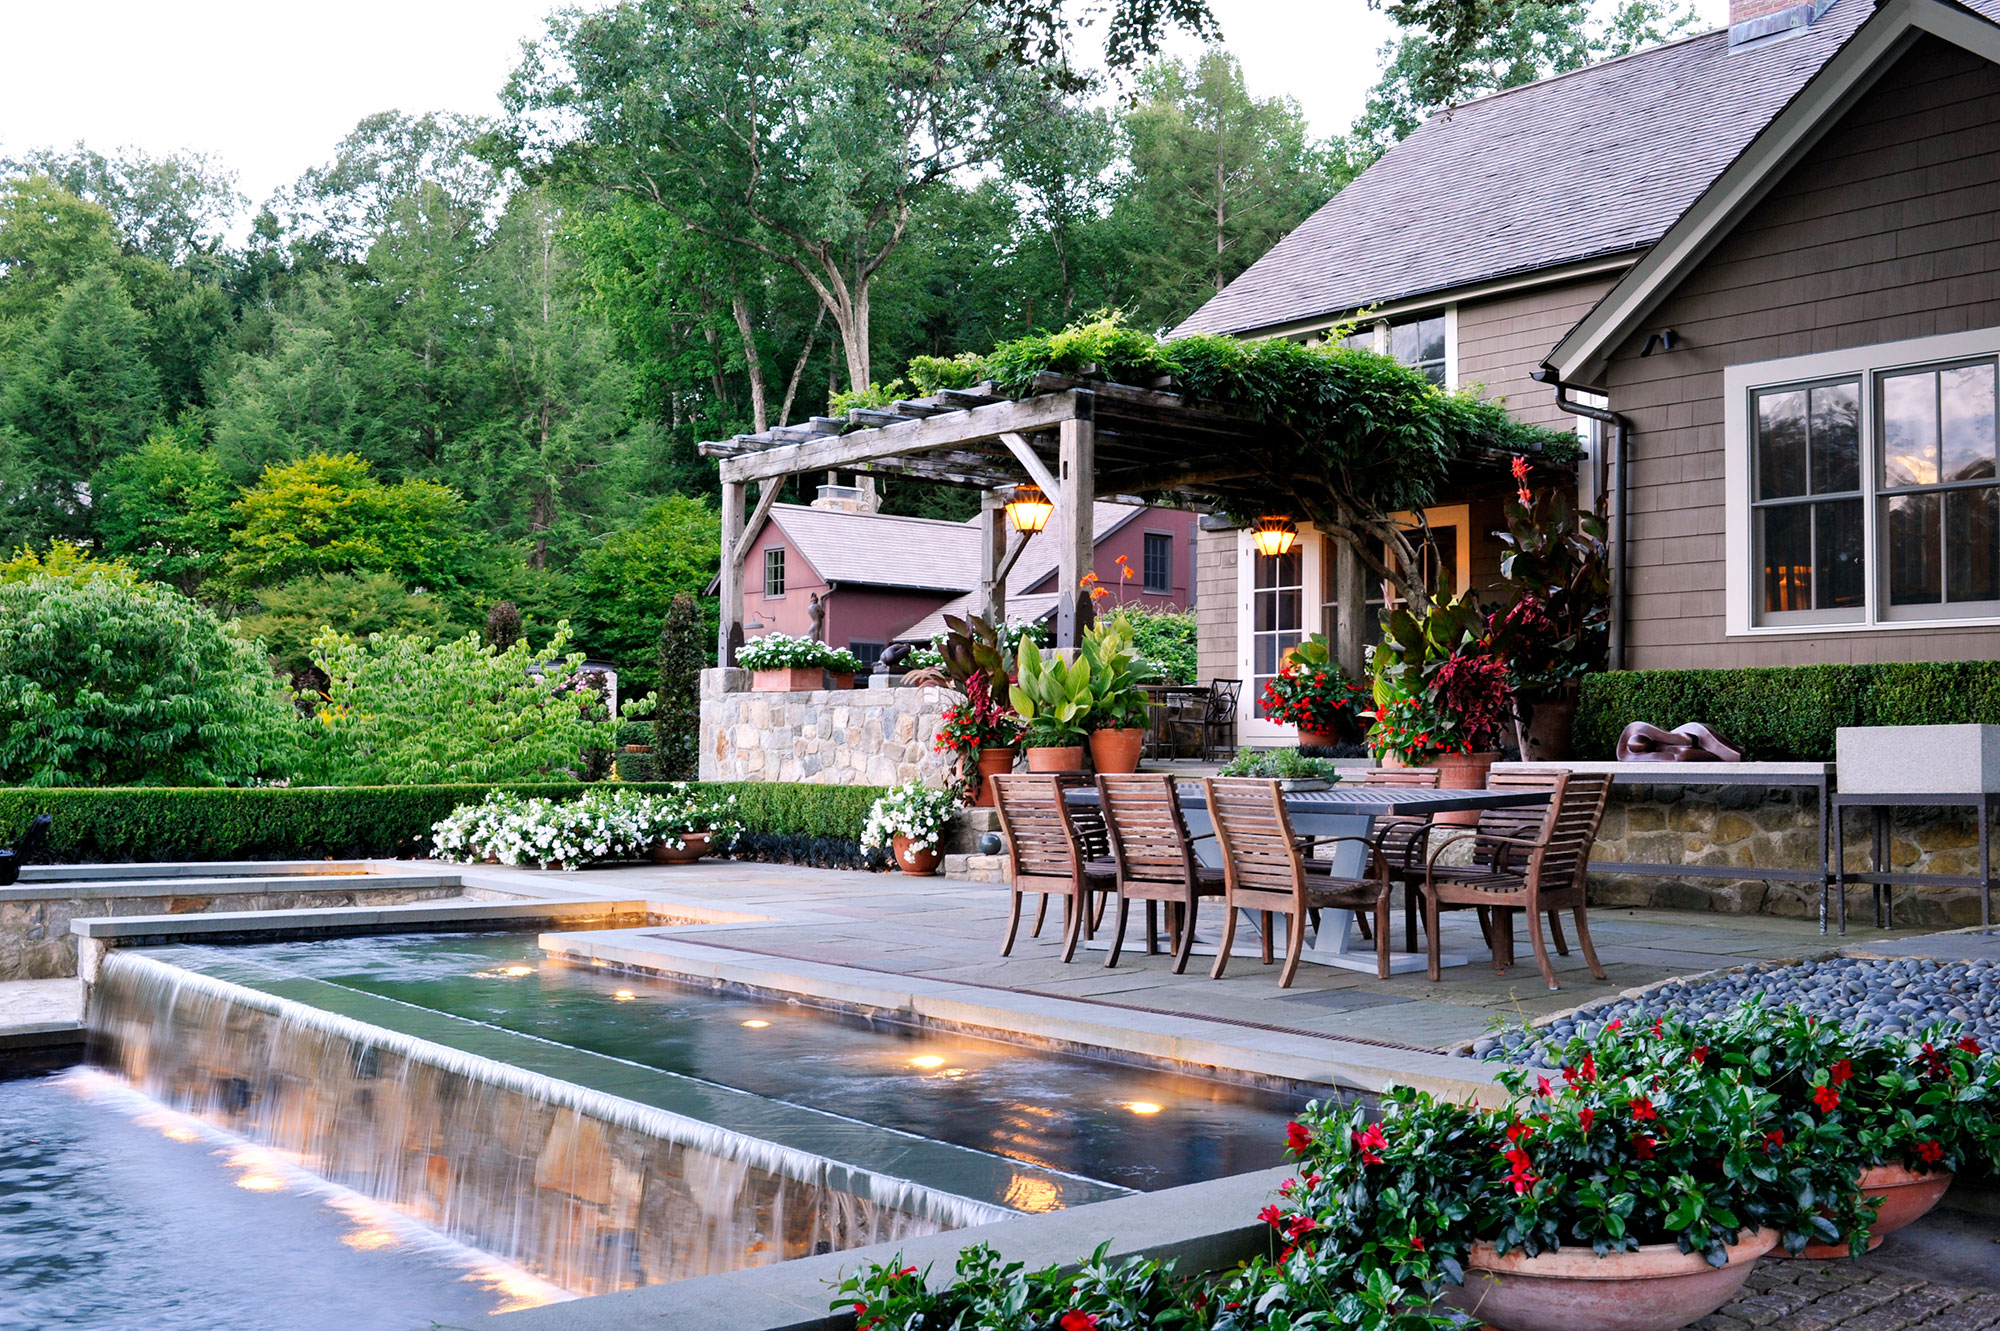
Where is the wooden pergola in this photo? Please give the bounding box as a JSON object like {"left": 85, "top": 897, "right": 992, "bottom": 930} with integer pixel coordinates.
{"left": 700, "top": 371, "right": 1295, "bottom": 663}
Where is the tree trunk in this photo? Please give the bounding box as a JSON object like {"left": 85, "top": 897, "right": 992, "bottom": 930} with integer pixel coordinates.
{"left": 730, "top": 294, "right": 770, "bottom": 434}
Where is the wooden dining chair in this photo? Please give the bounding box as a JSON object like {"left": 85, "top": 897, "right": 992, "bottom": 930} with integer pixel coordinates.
{"left": 1201, "top": 777, "right": 1392, "bottom": 985}
{"left": 1420, "top": 768, "right": 1574, "bottom": 958}
{"left": 1353, "top": 766, "right": 1440, "bottom": 949}
{"left": 1096, "top": 774, "right": 1226, "bottom": 973}
{"left": 1417, "top": 770, "right": 1613, "bottom": 990}
{"left": 990, "top": 773, "right": 1117, "bottom": 962}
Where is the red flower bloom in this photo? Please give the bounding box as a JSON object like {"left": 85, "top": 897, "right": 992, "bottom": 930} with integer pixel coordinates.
{"left": 1504, "top": 1146, "right": 1539, "bottom": 1194}
{"left": 1060, "top": 1313, "right": 1099, "bottom": 1331}
{"left": 1286, "top": 1214, "right": 1317, "bottom": 1240}
{"left": 1830, "top": 1059, "right": 1854, "bottom": 1086}
{"left": 1959, "top": 1036, "right": 1982, "bottom": 1055}
{"left": 1607, "top": 1019, "right": 1623, "bottom": 1031}
{"left": 1286, "top": 1120, "right": 1313, "bottom": 1154}
{"left": 1631, "top": 1134, "right": 1657, "bottom": 1159}
{"left": 1813, "top": 1084, "right": 1842, "bottom": 1113}
{"left": 1628, "top": 1096, "right": 1658, "bottom": 1122}
{"left": 896, "top": 1267, "right": 917, "bottom": 1279}
{"left": 1652, "top": 1019, "right": 1665, "bottom": 1036}
{"left": 1410, "top": 1234, "right": 1426, "bottom": 1251}
{"left": 1536, "top": 1075, "right": 1554, "bottom": 1097}
{"left": 1258, "top": 1204, "right": 1284, "bottom": 1229}
{"left": 1691, "top": 1046, "right": 1709, "bottom": 1066}
{"left": 1762, "top": 1129, "right": 1786, "bottom": 1153}
{"left": 1505, "top": 1119, "right": 1536, "bottom": 1145}
{"left": 1578, "top": 1107, "right": 1596, "bottom": 1132}
{"left": 1917, "top": 1139, "right": 1945, "bottom": 1165}
{"left": 1353, "top": 1122, "right": 1388, "bottom": 1165}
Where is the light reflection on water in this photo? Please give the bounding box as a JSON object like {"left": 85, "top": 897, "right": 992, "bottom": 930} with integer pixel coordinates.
{"left": 0, "top": 1068, "right": 568, "bottom": 1329}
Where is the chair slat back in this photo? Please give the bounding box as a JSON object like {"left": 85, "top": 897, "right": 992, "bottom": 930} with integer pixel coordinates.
{"left": 1362, "top": 766, "right": 1439, "bottom": 869}
{"left": 1477, "top": 769, "right": 1566, "bottom": 867}
{"left": 1202, "top": 777, "right": 1304, "bottom": 898}
{"left": 1530, "top": 772, "right": 1611, "bottom": 891}
{"left": 1098, "top": 775, "right": 1196, "bottom": 885}
{"left": 1362, "top": 766, "right": 1441, "bottom": 787}
{"left": 990, "top": 774, "right": 1082, "bottom": 879}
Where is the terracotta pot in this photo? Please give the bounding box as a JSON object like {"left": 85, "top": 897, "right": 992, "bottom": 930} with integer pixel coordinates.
{"left": 1440, "top": 1229, "right": 1778, "bottom": 1331}
{"left": 973, "top": 747, "right": 1016, "bottom": 806}
{"left": 1433, "top": 750, "right": 1501, "bottom": 827}
{"left": 891, "top": 834, "right": 942, "bottom": 876}
{"left": 1025, "top": 745, "right": 1085, "bottom": 773}
{"left": 648, "top": 832, "right": 711, "bottom": 864}
{"left": 1297, "top": 728, "right": 1343, "bottom": 750}
{"left": 832, "top": 671, "right": 856, "bottom": 690}
{"left": 751, "top": 666, "right": 829, "bottom": 692}
{"left": 1781, "top": 1164, "right": 1953, "bottom": 1258}
{"left": 1514, "top": 694, "right": 1579, "bottom": 763}
{"left": 1089, "top": 727, "right": 1145, "bottom": 774}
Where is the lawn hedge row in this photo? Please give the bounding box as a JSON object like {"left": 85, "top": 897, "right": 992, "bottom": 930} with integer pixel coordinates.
{"left": 0, "top": 781, "right": 886, "bottom": 864}
{"left": 1575, "top": 660, "right": 2000, "bottom": 761}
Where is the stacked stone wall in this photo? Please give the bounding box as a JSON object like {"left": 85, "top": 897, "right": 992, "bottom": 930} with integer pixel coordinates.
{"left": 698, "top": 668, "right": 955, "bottom": 787}
{"left": 1590, "top": 783, "right": 1994, "bottom": 927}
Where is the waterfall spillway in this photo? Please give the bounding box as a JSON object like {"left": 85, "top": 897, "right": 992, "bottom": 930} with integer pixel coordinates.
{"left": 89, "top": 951, "right": 1006, "bottom": 1297}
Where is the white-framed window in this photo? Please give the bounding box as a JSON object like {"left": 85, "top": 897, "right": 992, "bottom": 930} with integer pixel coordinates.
{"left": 1142, "top": 530, "right": 1173, "bottom": 594}
{"left": 763, "top": 547, "right": 786, "bottom": 597}
{"left": 1725, "top": 327, "right": 2000, "bottom": 635}
{"left": 1342, "top": 308, "right": 1455, "bottom": 386}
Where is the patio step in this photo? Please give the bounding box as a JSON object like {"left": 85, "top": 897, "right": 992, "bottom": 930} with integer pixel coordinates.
{"left": 1, "top": 871, "right": 464, "bottom": 901}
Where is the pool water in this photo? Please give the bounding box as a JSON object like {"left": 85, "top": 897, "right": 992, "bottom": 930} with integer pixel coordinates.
{"left": 153, "top": 932, "right": 1311, "bottom": 1197}
{"left": 0, "top": 1068, "right": 566, "bottom": 1330}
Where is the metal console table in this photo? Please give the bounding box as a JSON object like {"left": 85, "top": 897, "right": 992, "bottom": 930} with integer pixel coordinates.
{"left": 1830, "top": 790, "right": 1997, "bottom": 932}
{"left": 1492, "top": 761, "right": 1839, "bottom": 931}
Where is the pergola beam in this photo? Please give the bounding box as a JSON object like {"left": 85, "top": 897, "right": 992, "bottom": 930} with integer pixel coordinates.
{"left": 717, "top": 391, "right": 1089, "bottom": 483}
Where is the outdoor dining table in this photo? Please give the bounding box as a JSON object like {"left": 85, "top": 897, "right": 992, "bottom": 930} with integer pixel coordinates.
{"left": 1068, "top": 782, "right": 1554, "bottom": 975}
{"left": 1140, "top": 684, "right": 1211, "bottom": 760}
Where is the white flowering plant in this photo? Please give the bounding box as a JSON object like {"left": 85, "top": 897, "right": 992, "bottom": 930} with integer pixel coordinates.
{"left": 858, "top": 783, "right": 958, "bottom": 865}
{"left": 737, "top": 633, "right": 839, "bottom": 671}
{"left": 430, "top": 785, "right": 744, "bottom": 870}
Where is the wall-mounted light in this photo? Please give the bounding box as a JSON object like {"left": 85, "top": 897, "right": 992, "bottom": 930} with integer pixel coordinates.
{"left": 1640, "top": 330, "right": 1680, "bottom": 357}
{"left": 1005, "top": 482, "right": 1053, "bottom": 533}
{"left": 1251, "top": 515, "right": 1298, "bottom": 558}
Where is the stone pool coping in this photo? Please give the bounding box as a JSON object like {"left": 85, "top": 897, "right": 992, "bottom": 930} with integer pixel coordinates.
{"left": 539, "top": 928, "right": 1504, "bottom": 1105}
{"left": 484, "top": 1163, "right": 1292, "bottom": 1331}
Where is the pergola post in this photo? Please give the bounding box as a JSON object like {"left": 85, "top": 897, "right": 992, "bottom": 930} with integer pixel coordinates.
{"left": 977, "top": 490, "right": 1008, "bottom": 623}
{"left": 1054, "top": 414, "right": 1095, "bottom": 649}
{"left": 1335, "top": 537, "right": 1368, "bottom": 680}
{"left": 718, "top": 479, "right": 747, "bottom": 666}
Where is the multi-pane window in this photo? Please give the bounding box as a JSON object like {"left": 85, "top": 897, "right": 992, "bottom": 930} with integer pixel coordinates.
{"left": 763, "top": 547, "right": 785, "bottom": 597}
{"left": 1343, "top": 314, "right": 1447, "bottom": 384}
{"left": 1142, "top": 531, "right": 1173, "bottom": 594}
{"left": 1753, "top": 380, "right": 1863, "bottom": 621}
{"left": 1879, "top": 362, "right": 2000, "bottom": 610}
{"left": 1251, "top": 551, "right": 1302, "bottom": 719}
{"left": 849, "top": 641, "right": 884, "bottom": 667}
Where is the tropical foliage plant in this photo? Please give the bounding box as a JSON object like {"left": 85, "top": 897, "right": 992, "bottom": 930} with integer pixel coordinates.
{"left": 1078, "top": 613, "right": 1159, "bottom": 731}
{"left": 1488, "top": 471, "right": 1611, "bottom": 697}
{"left": 1009, "top": 640, "right": 1096, "bottom": 748}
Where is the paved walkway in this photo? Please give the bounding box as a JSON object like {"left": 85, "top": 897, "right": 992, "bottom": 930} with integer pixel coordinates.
{"left": 1702, "top": 1220, "right": 2000, "bottom": 1329}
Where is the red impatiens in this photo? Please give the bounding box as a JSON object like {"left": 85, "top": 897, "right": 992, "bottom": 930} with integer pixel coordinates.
{"left": 1286, "top": 1120, "right": 1313, "bottom": 1154}
{"left": 1060, "top": 1312, "right": 1099, "bottom": 1331}
{"left": 1352, "top": 1122, "right": 1388, "bottom": 1165}
{"left": 1578, "top": 1107, "right": 1596, "bottom": 1132}
{"left": 1628, "top": 1096, "right": 1658, "bottom": 1122}
{"left": 1504, "top": 1146, "right": 1538, "bottom": 1193}
{"left": 1917, "top": 1138, "right": 1945, "bottom": 1165}
{"left": 1830, "top": 1058, "right": 1854, "bottom": 1086}
{"left": 1631, "top": 1134, "right": 1657, "bottom": 1159}
{"left": 1813, "top": 1083, "right": 1842, "bottom": 1113}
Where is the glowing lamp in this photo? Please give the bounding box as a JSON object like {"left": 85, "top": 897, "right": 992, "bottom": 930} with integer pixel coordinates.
{"left": 1251, "top": 515, "right": 1298, "bottom": 558}
{"left": 1005, "top": 483, "right": 1054, "bottom": 533}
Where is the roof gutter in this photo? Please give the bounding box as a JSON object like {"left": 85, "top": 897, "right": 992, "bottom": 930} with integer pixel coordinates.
{"left": 1531, "top": 370, "right": 1631, "bottom": 672}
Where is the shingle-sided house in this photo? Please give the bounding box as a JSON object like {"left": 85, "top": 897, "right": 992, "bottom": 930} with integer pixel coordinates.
{"left": 735, "top": 479, "right": 1196, "bottom": 664}
{"left": 1178, "top": 0, "right": 2000, "bottom": 742}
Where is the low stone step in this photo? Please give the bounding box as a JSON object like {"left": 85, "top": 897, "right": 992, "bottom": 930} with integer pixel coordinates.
{"left": 0, "top": 872, "right": 464, "bottom": 902}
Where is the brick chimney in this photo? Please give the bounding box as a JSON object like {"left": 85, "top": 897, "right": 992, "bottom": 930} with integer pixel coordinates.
{"left": 1731, "top": 0, "right": 1834, "bottom": 46}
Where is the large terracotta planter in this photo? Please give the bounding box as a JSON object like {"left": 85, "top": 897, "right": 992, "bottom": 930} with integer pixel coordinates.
{"left": 831, "top": 671, "right": 856, "bottom": 690}
{"left": 891, "top": 834, "right": 942, "bottom": 876}
{"left": 973, "top": 747, "right": 1017, "bottom": 806}
{"left": 1441, "top": 1229, "right": 1778, "bottom": 1331}
{"left": 1514, "top": 694, "right": 1579, "bottom": 763}
{"left": 649, "top": 832, "right": 711, "bottom": 864}
{"left": 1782, "top": 1164, "right": 1953, "bottom": 1258}
{"left": 1025, "top": 745, "right": 1085, "bottom": 773}
{"left": 751, "top": 666, "right": 828, "bottom": 692}
{"left": 1297, "top": 728, "right": 1343, "bottom": 750}
{"left": 1089, "top": 727, "right": 1145, "bottom": 774}
{"left": 1433, "top": 750, "right": 1501, "bottom": 827}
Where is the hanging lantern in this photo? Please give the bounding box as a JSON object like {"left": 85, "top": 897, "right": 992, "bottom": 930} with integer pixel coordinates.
{"left": 1005, "top": 482, "right": 1054, "bottom": 533}
{"left": 1252, "top": 515, "right": 1298, "bottom": 558}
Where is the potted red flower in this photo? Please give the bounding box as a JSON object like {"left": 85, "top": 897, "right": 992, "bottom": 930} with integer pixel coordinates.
{"left": 932, "top": 671, "right": 1023, "bottom": 806}
{"left": 1261, "top": 636, "right": 1369, "bottom": 749}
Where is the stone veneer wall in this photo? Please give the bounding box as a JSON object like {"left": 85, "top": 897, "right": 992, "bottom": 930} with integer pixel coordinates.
{"left": 1590, "top": 784, "right": 1995, "bottom": 928}
{"left": 699, "top": 667, "right": 955, "bottom": 787}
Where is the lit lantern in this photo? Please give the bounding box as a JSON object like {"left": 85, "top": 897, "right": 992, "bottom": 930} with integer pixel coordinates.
{"left": 1005, "top": 482, "right": 1054, "bottom": 533}
{"left": 1252, "top": 514, "right": 1297, "bottom": 557}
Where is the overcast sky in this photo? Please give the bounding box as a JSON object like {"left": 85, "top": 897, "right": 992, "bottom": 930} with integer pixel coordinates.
{"left": 0, "top": 0, "right": 1727, "bottom": 224}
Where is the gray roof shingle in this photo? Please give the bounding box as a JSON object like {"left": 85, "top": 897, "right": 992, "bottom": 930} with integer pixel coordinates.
{"left": 768, "top": 505, "right": 982, "bottom": 592}
{"left": 1171, "top": 1, "right": 1879, "bottom": 338}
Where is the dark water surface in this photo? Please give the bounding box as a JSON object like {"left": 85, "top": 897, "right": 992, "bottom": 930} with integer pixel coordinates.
{"left": 161, "top": 932, "right": 1310, "bottom": 1195}
{"left": 0, "top": 1069, "right": 565, "bottom": 1330}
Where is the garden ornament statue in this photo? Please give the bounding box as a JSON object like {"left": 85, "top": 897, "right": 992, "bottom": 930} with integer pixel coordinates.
{"left": 872, "top": 642, "right": 914, "bottom": 676}
{"left": 1617, "top": 721, "right": 1743, "bottom": 763}
{"left": 807, "top": 593, "right": 826, "bottom": 643}
{"left": 0, "top": 814, "right": 51, "bottom": 887}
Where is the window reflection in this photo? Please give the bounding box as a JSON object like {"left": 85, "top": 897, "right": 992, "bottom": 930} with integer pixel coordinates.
{"left": 1752, "top": 379, "right": 1863, "bottom": 618}
{"left": 1252, "top": 551, "right": 1301, "bottom": 719}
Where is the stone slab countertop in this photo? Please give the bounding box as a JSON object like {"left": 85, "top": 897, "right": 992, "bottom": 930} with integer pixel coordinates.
{"left": 1492, "top": 760, "right": 1833, "bottom": 780}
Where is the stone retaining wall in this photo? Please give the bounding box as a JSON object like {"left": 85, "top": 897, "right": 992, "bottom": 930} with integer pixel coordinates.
{"left": 1590, "top": 783, "right": 1994, "bottom": 927}
{"left": 698, "top": 668, "right": 955, "bottom": 787}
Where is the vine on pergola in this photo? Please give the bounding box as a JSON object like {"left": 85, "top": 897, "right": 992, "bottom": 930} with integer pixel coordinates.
{"left": 894, "top": 319, "right": 1584, "bottom": 606}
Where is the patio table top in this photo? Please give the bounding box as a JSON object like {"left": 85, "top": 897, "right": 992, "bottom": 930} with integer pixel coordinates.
{"left": 1068, "top": 783, "right": 1552, "bottom": 818}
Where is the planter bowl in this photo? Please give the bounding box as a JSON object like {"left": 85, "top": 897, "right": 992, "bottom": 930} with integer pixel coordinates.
{"left": 1782, "top": 1164, "right": 1952, "bottom": 1258}
{"left": 1441, "top": 1229, "right": 1778, "bottom": 1331}
{"left": 1514, "top": 695, "right": 1578, "bottom": 763}
{"left": 1297, "top": 728, "right": 1344, "bottom": 750}
{"left": 1433, "top": 750, "right": 1501, "bottom": 828}
{"left": 891, "top": 834, "right": 942, "bottom": 876}
{"left": 649, "top": 832, "right": 711, "bottom": 865}
{"left": 1025, "top": 745, "right": 1085, "bottom": 773}
{"left": 1088, "top": 727, "right": 1146, "bottom": 774}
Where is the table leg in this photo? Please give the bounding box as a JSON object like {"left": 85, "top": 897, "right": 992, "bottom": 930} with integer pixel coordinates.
{"left": 1984, "top": 796, "right": 1994, "bottom": 929}
{"left": 1872, "top": 807, "right": 1889, "bottom": 930}
{"left": 1835, "top": 800, "right": 1848, "bottom": 935}
{"left": 1816, "top": 777, "right": 1830, "bottom": 936}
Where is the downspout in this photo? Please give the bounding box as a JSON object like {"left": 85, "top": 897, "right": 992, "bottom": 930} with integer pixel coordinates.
{"left": 1531, "top": 369, "right": 1630, "bottom": 671}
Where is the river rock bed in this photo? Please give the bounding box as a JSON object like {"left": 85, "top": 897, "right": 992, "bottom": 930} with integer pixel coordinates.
{"left": 1477, "top": 949, "right": 1999, "bottom": 1059}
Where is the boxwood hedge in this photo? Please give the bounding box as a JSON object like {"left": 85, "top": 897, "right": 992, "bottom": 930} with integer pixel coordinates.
{"left": 0, "top": 781, "right": 885, "bottom": 865}
{"left": 1575, "top": 660, "right": 2000, "bottom": 761}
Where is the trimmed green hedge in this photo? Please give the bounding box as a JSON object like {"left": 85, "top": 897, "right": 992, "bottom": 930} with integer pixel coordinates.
{"left": 0, "top": 781, "right": 886, "bottom": 864}
{"left": 1575, "top": 661, "right": 2000, "bottom": 761}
